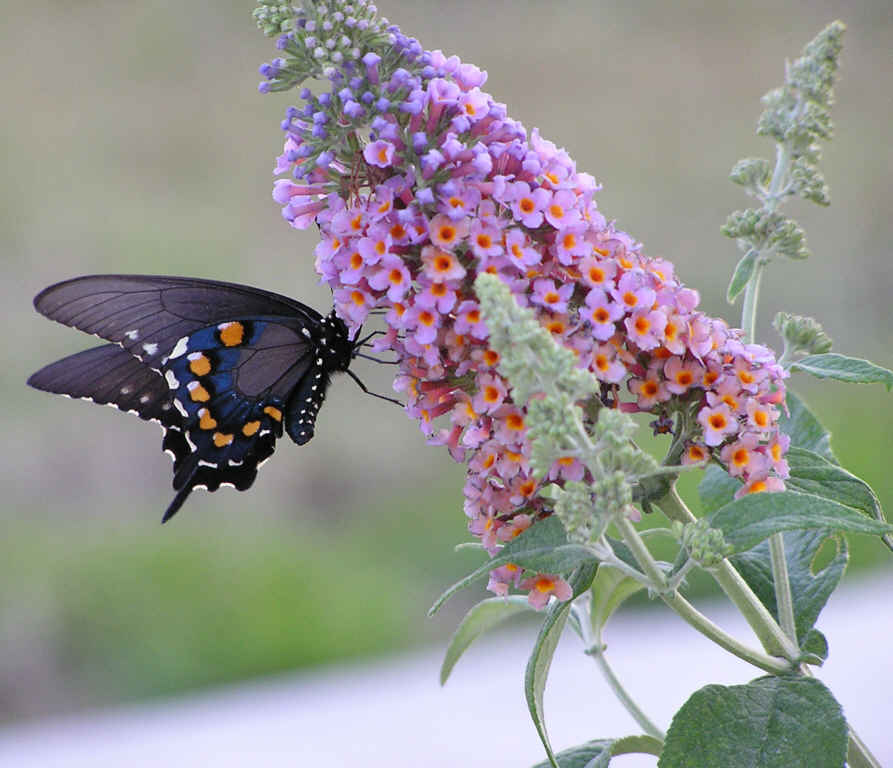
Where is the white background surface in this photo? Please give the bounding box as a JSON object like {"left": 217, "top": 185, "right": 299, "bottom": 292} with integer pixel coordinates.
{"left": 1, "top": 573, "right": 890, "bottom": 767}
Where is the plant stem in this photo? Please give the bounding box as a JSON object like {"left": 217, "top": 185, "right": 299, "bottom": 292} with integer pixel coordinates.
{"left": 768, "top": 533, "right": 798, "bottom": 642}
{"left": 572, "top": 600, "right": 665, "bottom": 742}
{"left": 587, "top": 641, "right": 666, "bottom": 742}
{"left": 740, "top": 258, "right": 765, "bottom": 344}
{"left": 654, "top": 487, "right": 800, "bottom": 660}
{"left": 798, "top": 666, "right": 882, "bottom": 768}
{"left": 846, "top": 725, "right": 883, "bottom": 768}
{"left": 614, "top": 516, "right": 791, "bottom": 675}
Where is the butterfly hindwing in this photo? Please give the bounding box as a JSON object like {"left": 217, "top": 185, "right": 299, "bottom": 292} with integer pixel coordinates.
{"left": 27, "top": 343, "right": 176, "bottom": 423}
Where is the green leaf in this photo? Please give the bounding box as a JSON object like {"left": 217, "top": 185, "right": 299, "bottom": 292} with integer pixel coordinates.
{"left": 779, "top": 391, "right": 835, "bottom": 462}
{"left": 800, "top": 628, "right": 829, "bottom": 664}
{"left": 525, "top": 566, "right": 594, "bottom": 768}
{"left": 530, "top": 735, "right": 663, "bottom": 768}
{"left": 730, "top": 529, "right": 847, "bottom": 642}
{"left": 590, "top": 567, "right": 645, "bottom": 640}
{"left": 709, "top": 491, "right": 893, "bottom": 553}
{"left": 698, "top": 464, "right": 740, "bottom": 514}
{"left": 429, "top": 517, "right": 577, "bottom": 615}
{"left": 786, "top": 447, "right": 884, "bottom": 521}
{"left": 727, "top": 249, "right": 759, "bottom": 303}
{"left": 659, "top": 676, "right": 847, "bottom": 768}
{"left": 531, "top": 738, "right": 613, "bottom": 768}
{"left": 439, "top": 596, "right": 533, "bottom": 685}
{"left": 790, "top": 353, "right": 893, "bottom": 389}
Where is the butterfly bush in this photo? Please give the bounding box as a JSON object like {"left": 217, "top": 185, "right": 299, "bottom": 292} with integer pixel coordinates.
{"left": 256, "top": 0, "right": 788, "bottom": 606}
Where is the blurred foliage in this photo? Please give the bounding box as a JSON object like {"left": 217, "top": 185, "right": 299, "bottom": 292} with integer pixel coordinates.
{"left": 2, "top": 0, "right": 890, "bottom": 722}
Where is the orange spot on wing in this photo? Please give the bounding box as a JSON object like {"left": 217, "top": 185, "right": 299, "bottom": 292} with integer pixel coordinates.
{"left": 242, "top": 421, "right": 261, "bottom": 436}
{"left": 213, "top": 432, "right": 234, "bottom": 448}
{"left": 264, "top": 406, "right": 283, "bottom": 422}
{"left": 218, "top": 321, "right": 244, "bottom": 347}
{"left": 198, "top": 408, "right": 217, "bottom": 430}
{"left": 188, "top": 382, "right": 210, "bottom": 402}
{"left": 188, "top": 353, "right": 211, "bottom": 376}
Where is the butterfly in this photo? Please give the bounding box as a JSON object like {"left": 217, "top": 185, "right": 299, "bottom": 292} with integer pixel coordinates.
{"left": 28, "top": 275, "right": 397, "bottom": 523}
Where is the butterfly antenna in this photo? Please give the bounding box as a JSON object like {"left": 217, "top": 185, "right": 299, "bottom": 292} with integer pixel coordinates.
{"left": 355, "top": 352, "right": 399, "bottom": 365}
{"left": 346, "top": 369, "right": 403, "bottom": 407}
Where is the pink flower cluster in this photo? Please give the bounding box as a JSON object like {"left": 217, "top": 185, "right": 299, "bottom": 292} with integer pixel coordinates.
{"left": 272, "top": 51, "right": 788, "bottom": 605}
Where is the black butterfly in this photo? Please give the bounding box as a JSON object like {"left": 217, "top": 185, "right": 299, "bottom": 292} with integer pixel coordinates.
{"left": 28, "top": 275, "right": 396, "bottom": 522}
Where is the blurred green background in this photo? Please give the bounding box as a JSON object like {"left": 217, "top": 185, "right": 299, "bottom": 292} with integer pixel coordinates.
{"left": 2, "top": 0, "right": 890, "bottom": 721}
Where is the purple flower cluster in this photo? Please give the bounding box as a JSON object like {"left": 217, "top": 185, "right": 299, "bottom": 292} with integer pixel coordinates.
{"left": 269, "top": 40, "right": 789, "bottom": 606}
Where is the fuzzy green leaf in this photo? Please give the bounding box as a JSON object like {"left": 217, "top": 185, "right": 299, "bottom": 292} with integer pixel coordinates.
{"left": 790, "top": 353, "right": 893, "bottom": 389}
{"left": 779, "top": 391, "right": 835, "bottom": 462}
{"left": 730, "top": 529, "right": 847, "bottom": 644}
{"left": 698, "top": 464, "right": 740, "bottom": 514}
{"left": 590, "top": 566, "right": 646, "bottom": 639}
{"left": 659, "top": 676, "right": 847, "bottom": 768}
{"left": 525, "top": 566, "right": 594, "bottom": 768}
{"left": 530, "top": 735, "right": 663, "bottom": 768}
{"left": 727, "top": 249, "right": 759, "bottom": 303}
{"left": 440, "top": 596, "right": 533, "bottom": 685}
{"left": 429, "top": 516, "right": 570, "bottom": 615}
{"left": 786, "top": 448, "right": 883, "bottom": 520}
{"left": 709, "top": 491, "right": 892, "bottom": 553}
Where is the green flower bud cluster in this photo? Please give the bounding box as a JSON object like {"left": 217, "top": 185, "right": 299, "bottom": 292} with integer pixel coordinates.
{"left": 722, "top": 209, "right": 810, "bottom": 262}
{"left": 674, "top": 519, "right": 733, "bottom": 568}
{"left": 255, "top": 0, "right": 393, "bottom": 91}
{"left": 723, "top": 21, "right": 844, "bottom": 300}
{"left": 774, "top": 312, "right": 833, "bottom": 358}
{"left": 254, "top": 2, "right": 298, "bottom": 36}
{"left": 476, "top": 274, "right": 660, "bottom": 545}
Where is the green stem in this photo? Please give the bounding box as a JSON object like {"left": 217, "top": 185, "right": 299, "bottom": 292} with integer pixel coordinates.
{"left": 846, "top": 725, "right": 883, "bottom": 768}
{"left": 654, "top": 487, "right": 800, "bottom": 660}
{"left": 740, "top": 258, "right": 765, "bottom": 344}
{"left": 614, "top": 516, "right": 792, "bottom": 675}
{"left": 572, "top": 600, "right": 665, "bottom": 742}
{"left": 769, "top": 533, "right": 798, "bottom": 642}
{"left": 587, "top": 641, "right": 666, "bottom": 742}
{"left": 798, "top": 666, "right": 882, "bottom": 768}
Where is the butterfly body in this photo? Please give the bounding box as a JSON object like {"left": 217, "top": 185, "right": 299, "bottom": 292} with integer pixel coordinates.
{"left": 28, "top": 275, "right": 358, "bottom": 522}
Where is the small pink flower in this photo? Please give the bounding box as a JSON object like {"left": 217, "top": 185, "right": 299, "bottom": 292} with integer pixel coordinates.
{"left": 521, "top": 574, "right": 573, "bottom": 610}
{"left": 664, "top": 357, "right": 705, "bottom": 395}
{"left": 367, "top": 254, "right": 412, "bottom": 302}
{"left": 624, "top": 308, "right": 666, "bottom": 351}
{"left": 543, "top": 189, "right": 582, "bottom": 230}
{"left": 421, "top": 244, "right": 467, "bottom": 282}
{"left": 530, "top": 278, "right": 573, "bottom": 314}
{"left": 428, "top": 214, "right": 469, "bottom": 249}
{"left": 720, "top": 434, "right": 765, "bottom": 478}
{"left": 509, "top": 182, "right": 551, "bottom": 229}
{"left": 584, "top": 289, "right": 623, "bottom": 341}
{"left": 735, "top": 472, "right": 786, "bottom": 499}
{"left": 363, "top": 139, "right": 396, "bottom": 168}
{"left": 745, "top": 397, "right": 778, "bottom": 434}
{"left": 697, "top": 402, "right": 739, "bottom": 446}
{"left": 472, "top": 373, "right": 508, "bottom": 415}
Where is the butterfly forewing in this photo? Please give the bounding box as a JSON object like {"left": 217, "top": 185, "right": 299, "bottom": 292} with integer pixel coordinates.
{"left": 33, "top": 275, "right": 324, "bottom": 372}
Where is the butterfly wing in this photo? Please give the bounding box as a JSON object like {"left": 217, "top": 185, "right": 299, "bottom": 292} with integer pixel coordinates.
{"left": 33, "top": 275, "right": 323, "bottom": 372}
{"left": 158, "top": 315, "right": 319, "bottom": 521}
{"left": 27, "top": 343, "right": 175, "bottom": 423}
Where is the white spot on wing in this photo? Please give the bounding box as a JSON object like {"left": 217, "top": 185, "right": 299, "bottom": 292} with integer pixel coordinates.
{"left": 164, "top": 370, "right": 180, "bottom": 389}
{"left": 142, "top": 342, "right": 159, "bottom": 356}
{"left": 125, "top": 329, "right": 139, "bottom": 341}
{"left": 169, "top": 336, "right": 189, "bottom": 360}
